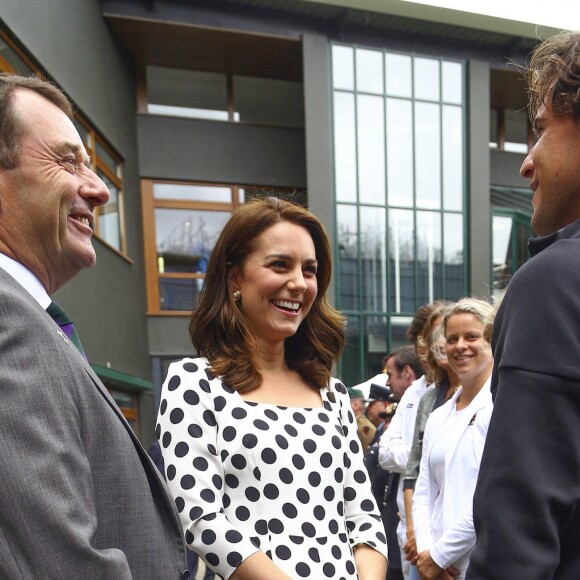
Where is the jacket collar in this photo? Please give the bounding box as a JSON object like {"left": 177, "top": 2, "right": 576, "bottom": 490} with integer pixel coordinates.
{"left": 529, "top": 218, "right": 580, "bottom": 257}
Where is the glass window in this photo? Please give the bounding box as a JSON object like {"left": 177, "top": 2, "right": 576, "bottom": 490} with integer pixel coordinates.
{"left": 360, "top": 206, "right": 387, "bottom": 312}
{"left": 414, "top": 58, "right": 440, "bottom": 101}
{"left": 97, "top": 171, "right": 121, "bottom": 251}
{"left": 357, "top": 94, "right": 385, "bottom": 204}
{"left": 490, "top": 108, "right": 499, "bottom": 148}
{"left": 442, "top": 105, "right": 463, "bottom": 211}
{"left": 390, "top": 316, "right": 413, "bottom": 348}
{"left": 504, "top": 108, "right": 529, "bottom": 153}
{"left": 153, "top": 183, "right": 232, "bottom": 203}
{"left": 385, "top": 53, "right": 412, "bottom": 98}
{"left": 337, "top": 204, "right": 359, "bottom": 311}
{"left": 442, "top": 61, "right": 463, "bottom": 104}
{"left": 388, "top": 209, "right": 415, "bottom": 312}
{"left": 356, "top": 48, "right": 383, "bottom": 94}
{"left": 0, "top": 37, "right": 33, "bottom": 75}
{"left": 415, "top": 102, "right": 441, "bottom": 209}
{"left": 387, "top": 98, "right": 413, "bottom": 207}
{"left": 492, "top": 215, "right": 513, "bottom": 290}
{"left": 147, "top": 66, "right": 229, "bottom": 121}
{"left": 332, "top": 45, "right": 355, "bottom": 91}
{"left": 364, "top": 315, "right": 388, "bottom": 375}
{"left": 159, "top": 278, "right": 204, "bottom": 312}
{"left": 334, "top": 92, "right": 358, "bottom": 203}
{"left": 342, "top": 315, "right": 361, "bottom": 387}
{"left": 444, "top": 213, "right": 464, "bottom": 300}
{"left": 155, "top": 209, "right": 230, "bottom": 274}
{"left": 417, "top": 211, "right": 442, "bottom": 305}
{"left": 233, "top": 76, "right": 304, "bottom": 127}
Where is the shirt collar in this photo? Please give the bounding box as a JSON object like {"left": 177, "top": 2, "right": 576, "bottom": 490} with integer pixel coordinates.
{"left": 0, "top": 253, "right": 51, "bottom": 309}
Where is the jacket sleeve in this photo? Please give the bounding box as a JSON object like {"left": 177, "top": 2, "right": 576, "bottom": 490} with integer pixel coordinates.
{"left": 157, "top": 360, "right": 259, "bottom": 580}
{"left": 0, "top": 292, "right": 135, "bottom": 579}
{"left": 404, "top": 390, "right": 435, "bottom": 489}
{"left": 378, "top": 392, "right": 410, "bottom": 473}
{"left": 412, "top": 413, "right": 434, "bottom": 553}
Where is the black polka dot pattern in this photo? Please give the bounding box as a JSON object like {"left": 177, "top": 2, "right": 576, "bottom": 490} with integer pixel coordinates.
{"left": 157, "top": 358, "right": 388, "bottom": 579}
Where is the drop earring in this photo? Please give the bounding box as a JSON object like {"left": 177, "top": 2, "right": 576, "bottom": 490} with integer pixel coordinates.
{"left": 233, "top": 290, "right": 241, "bottom": 302}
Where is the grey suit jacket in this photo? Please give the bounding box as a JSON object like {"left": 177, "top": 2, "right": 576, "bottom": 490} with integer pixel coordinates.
{"left": 0, "top": 269, "right": 188, "bottom": 579}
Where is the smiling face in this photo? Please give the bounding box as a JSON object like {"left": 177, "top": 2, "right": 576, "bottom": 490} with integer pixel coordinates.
{"left": 0, "top": 89, "right": 110, "bottom": 293}
{"left": 520, "top": 100, "right": 580, "bottom": 236}
{"left": 445, "top": 312, "right": 492, "bottom": 384}
{"left": 232, "top": 221, "right": 318, "bottom": 347}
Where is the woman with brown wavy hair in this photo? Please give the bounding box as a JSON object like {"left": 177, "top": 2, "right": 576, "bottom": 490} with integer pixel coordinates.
{"left": 157, "top": 197, "right": 388, "bottom": 580}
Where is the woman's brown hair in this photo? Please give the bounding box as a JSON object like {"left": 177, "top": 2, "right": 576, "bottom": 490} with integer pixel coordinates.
{"left": 189, "top": 196, "right": 346, "bottom": 393}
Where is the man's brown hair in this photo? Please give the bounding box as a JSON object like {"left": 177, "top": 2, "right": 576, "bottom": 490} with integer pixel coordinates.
{"left": 0, "top": 74, "right": 72, "bottom": 170}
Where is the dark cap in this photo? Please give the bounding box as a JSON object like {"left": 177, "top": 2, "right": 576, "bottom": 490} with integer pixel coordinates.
{"left": 367, "top": 384, "right": 392, "bottom": 402}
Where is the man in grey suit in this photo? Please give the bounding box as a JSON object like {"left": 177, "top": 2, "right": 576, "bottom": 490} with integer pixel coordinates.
{"left": 0, "top": 74, "right": 188, "bottom": 578}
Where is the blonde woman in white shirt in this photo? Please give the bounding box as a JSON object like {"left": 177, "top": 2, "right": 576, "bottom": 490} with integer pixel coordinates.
{"left": 412, "top": 298, "right": 494, "bottom": 580}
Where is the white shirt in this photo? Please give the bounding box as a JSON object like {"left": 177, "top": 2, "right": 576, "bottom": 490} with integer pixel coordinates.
{"left": 0, "top": 252, "right": 50, "bottom": 308}
{"left": 377, "top": 374, "right": 434, "bottom": 538}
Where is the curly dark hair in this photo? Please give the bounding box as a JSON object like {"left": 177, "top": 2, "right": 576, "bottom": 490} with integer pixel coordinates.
{"left": 189, "top": 196, "right": 346, "bottom": 393}
{"left": 526, "top": 31, "right": 580, "bottom": 123}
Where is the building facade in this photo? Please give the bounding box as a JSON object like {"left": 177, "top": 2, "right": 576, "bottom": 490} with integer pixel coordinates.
{"left": 0, "top": 0, "right": 547, "bottom": 438}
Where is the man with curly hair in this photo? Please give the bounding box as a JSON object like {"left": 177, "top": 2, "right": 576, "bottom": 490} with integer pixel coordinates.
{"left": 467, "top": 31, "right": 580, "bottom": 579}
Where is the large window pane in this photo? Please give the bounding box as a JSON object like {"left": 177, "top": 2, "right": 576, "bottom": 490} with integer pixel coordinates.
{"left": 356, "top": 48, "right": 383, "bottom": 94}
{"left": 417, "top": 211, "right": 442, "bottom": 305}
{"left": 442, "top": 61, "right": 462, "bottom": 104}
{"left": 342, "top": 315, "right": 361, "bottom": 387}
{"left": 153, "top": 183, "right": 232, "bottom": 203}
{"left": 334, "top": 92, "right": 357, "bottom": 202}
{"left": 147, "top": 66, "right": 228, "bottom": 121}
{"left": 159, "top": 278, "right": 202, "bottom": 311}
{"left": 337, "top": 204, "right": 359, "bottom": 310}
{"left": 364, "top": 315, "right": 388, "bottom": 379}
{"left": 360, "top": 206, "right": 387, "bottom": 312}
{"left": 390, "top": 316, "right": 413, "bottom": 348}
{"left": 504, "top": 108, "right": 529, "bottom": 153}
{"left": 415, "top": 102, "right": 441, "bottom": 209}
{"left": 414, "top": 57, "right": 440, "bottom": 101}
{"left": 388, "top": 209, "right": 415, "bottom": 312}
{"left": 444, "top": 213, "right": 464, "bottom": 299}
{"left": 492, "top": 215, "right": 513, "bottom": 291}
{"left": 387, "top": 98, "right": 413, "bottom": 207}
{"left": 155, "top": 209, "right": 230, "bottom": 273}
{"left": 0, "top": 37, "right": 33, "bottom": 75}
{"left": 386, "top": 53, "right": 412, "bottom": 98}
{"left": 233, "top": 76, "right": 304, "bottom": 127}
{"left": 357, "top": 95, "right": 385, "bottom": 204}
{"left": 442, "top": 105, "right": 463, "bottom": 211}
{"left": 332, "top": 45, "right": 354, "bottom": 90}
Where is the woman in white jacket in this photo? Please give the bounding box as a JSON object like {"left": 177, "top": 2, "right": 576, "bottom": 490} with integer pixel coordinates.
{"left": 412, "top": 298, "right": 494, "bottom": 580}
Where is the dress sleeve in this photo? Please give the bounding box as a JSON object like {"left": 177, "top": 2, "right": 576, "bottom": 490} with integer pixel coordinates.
{"left": 157, "top": 359, "right": 259, "bottom": 579}
{"left": 334, "top": 381, "right": 389, "bottom": 562}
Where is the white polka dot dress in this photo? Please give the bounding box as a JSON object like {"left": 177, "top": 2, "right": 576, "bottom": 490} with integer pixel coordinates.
{"left": 157, "top": 358, "right": 388, "bottom": 579}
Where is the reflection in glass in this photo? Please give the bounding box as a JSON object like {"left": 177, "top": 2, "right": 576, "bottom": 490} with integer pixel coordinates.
{"left": 357, "top": 95, "right": 385, "bottom": 204}
{"left": 155, "top": 209, "right": 230, "bottom": 273}
{"left": 334, "top": 92, "right": 357, "bottom": 202}
{"left": 415, "top": 102, "right": 441, "bottom": 209}
{"left": 417, "top": 211, "right": 442, "bottom": 305}
{"left": 337, "top": 204, "right": 359, "bottom": 310}
{"left": 385, "top": 53, "right": 412, "bottom": 98}
{"left": 360, "top": 206, "right": 387, "bottom": 312}
{"left": 356, "top": 48, "right": 383, "bottom": 94}
{"left": 442, "top": 105, "right": 463, "bottom": 211}
{"left": 414, "top": 58, "right": 440, "bottom": 101}
{"left": 390, "top": 316, "right": 413, "bottom": 348}
{"left": 492, "top": 215, "right": 513, "bottom": 291}
{"left": 341, "top": 315, "right": 362, "bottom": 388}
{"left": 364, "top": 315, "right": 388, "bottom": 379}
{"left": 153, "top": 183, "right": 232, "bottom": 203}
{"left": 387, "top": 98, "right": 413, "bottom": 207}
{"left": 97, "top": 171, "right": 120, "bottom": 251}
{"left": 444, "top": 213, "right": 464, "bottom": 299}
{"left": 388, "top": 209, "right": 415, "bottom": 312}
{"left": 442, "top": 61, "right": 463, "bottom": 104}
{"left": 332, "top": 45, "right": 354, "bottom": 90}
{"left": 159, "top": 278, "right": 202, "bottom": 311}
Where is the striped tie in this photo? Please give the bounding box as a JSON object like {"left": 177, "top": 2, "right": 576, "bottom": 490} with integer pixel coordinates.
{"left": 46, "top": 301, "right": 86, "bottom": 357}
